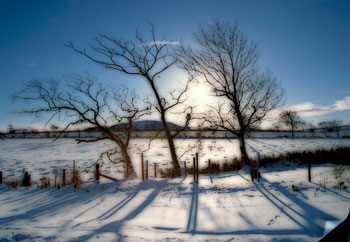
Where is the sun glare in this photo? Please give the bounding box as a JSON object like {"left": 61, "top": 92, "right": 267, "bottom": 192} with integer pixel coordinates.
{"left": 188, "top": 82, "right": 215, "bottom": 108}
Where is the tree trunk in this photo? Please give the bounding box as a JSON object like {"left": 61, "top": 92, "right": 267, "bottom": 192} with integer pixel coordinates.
{"left": 161, "top": 114, "right": 181, "bottom": 177}
{"left": 122, "top": 146, "right": 134, "bottom": 178}
{"left": 239, "top": 133, "right": 250, "bottom": 165}
{"left": 147, "top": 76, "right": 181, "bottom": 177}
{"left": 233, "top": 102, "right": 250, "bottom": 165}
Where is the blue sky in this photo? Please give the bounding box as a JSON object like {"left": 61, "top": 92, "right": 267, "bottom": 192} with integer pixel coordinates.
{"left": 0, "top": 0, "right": 349, "bottom": 131}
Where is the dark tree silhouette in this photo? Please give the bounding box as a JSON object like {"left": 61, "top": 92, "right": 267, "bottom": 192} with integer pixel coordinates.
{"left": 308, "top": 123, "right": 316, "bottom": 137}
{"left": 66, "top": 25, "right": 193, "bottom": 177}
{"left": 177, "top": 20, "right": 285, "bottom": 164}
{"left": 7, "top": 125, "right": 15, "bottom": 134}
{"left": 11, "top": 74, "right": 150, "bottom": 178}
{"left": 279, "top": 110, "right": 303, "bottom": 137}
{"left": 319, "top": 120, "right": 343, "bottom": 137}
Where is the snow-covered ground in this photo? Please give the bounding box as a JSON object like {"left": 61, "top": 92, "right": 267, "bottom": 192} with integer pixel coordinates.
{"left": 0, "top": 164, "right": 349, "bottom": 241}
{"left": 0, "top": 138, "right": 349, "bottom": 241}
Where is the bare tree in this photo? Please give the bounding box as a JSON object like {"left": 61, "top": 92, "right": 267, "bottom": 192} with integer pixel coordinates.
{"left": 7, "top": 125, "right": 15, "bottom": 134}
{"left": 319, "top": 120, "right": 343, "bottom": 137}
{"left": 11, "top": 74, "right": 150, "bottom": 178}
{"left": 308, "top": 122, "right": 316, "bottom": 137}
{"left": 177, "top": 20, "right": 284, "bottom": 164}
{"left": 331, "top": 120, "right": 343, "bottom": 137}
{"left": 66, "top": 25, "right": 193, "bottom": 177}
{"left": 279, "top": 110, "right": 303, "bottom": 137}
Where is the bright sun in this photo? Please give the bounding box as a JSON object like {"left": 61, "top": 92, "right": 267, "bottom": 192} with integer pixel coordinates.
{"left": 188, "top": 82, "right": 215, "bottom": 108}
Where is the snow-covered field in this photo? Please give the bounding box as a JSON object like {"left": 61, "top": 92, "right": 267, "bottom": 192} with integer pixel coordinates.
{"left": 0, "top": 138, "right": 349, "bottom": 241}
{"left": 0, "top": 138, "right": 350, "bottom": 183}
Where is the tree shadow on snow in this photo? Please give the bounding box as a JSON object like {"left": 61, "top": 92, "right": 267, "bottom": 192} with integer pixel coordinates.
{"left": 72, "top": 187, "right": 142, "bottom": 228}
{"left": 311, "top": 182, "right": 350, "bottom": 200}
{"left": 182, "top": 175, "right": 340, "bottom": 239}
{"left": 186, "top": 182, "right": 199, "bottom": 234}
{"left": 71, "top": 179, "right": 170, "bottom": 242}
{"left": 0, "top": 187, "right": 107, "bottom": 226}
{"left": 254, "top": 177, "right": 339, "bottom": 237}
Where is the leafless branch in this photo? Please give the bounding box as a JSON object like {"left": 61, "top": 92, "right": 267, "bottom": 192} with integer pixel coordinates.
{"left": 11, "top": 74, "right": 149, "bottom": 176}
{"left": 67, "top": 24, "right": 192, "bottom": 176}
{"left": 177, "top": 20, "right": 285, "bottom": 163}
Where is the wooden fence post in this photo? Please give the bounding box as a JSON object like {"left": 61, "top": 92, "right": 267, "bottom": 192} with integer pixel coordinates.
{"left": 146, "top": 160, "right": 149, "bottom": 180}
{"left": 63, "top": 169, "right": 66, "bottom": 186}
{"left": 96, "top": 163, "right": 100, "bottom": 182}
{"left": 0, "top": 171, "right": 2, "bottom": 184}
{"left": 193, "top": 157, "right": 196, "bottom": 182}
{"left": 72, "top": 160, "right": 75, "bottom": 184}
{"left": 196, "top": 153, "right": 199, "bottom": 183}
{"left": 141, "top": 153, "right": 144, "bottom": 181}
{"left": 74, "top": 160, "right": 79, "bottom": 187}
{"left": 257, "top": 153, "right": 260, "bottom": 183}
{"left": 308, "top": 160, "right": 311, "bottom": 182}
{"left": 154, "top": 163, "right": 157, "bottom": 178}
{"left": 208, "top": 159, "right": 211, "bottom": 174}
{"left": 23, "top": 172, "right": 31, "bottom": 187}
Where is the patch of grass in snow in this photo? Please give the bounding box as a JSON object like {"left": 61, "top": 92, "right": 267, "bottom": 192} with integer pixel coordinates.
{"left": 333, "top": 165, "right": 350, "bottom": 189}
{"left": 258, "top": 147, "right": 350, "bottom": 167}
{"left": 158, "top": 159, "right": 244, "bottom": 178}
{"left": 156, "top": 147, "right": 350, "bottom": 179}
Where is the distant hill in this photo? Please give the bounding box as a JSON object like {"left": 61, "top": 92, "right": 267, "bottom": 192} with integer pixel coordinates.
{"left": 85, "top": 120, "right": 187, "bottom": 132}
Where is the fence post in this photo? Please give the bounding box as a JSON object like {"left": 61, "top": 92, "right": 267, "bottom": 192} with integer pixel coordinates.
{"left": 196, "top": 153, "right": 199, "bottom": 183}
{"left": 73, "top": 160, "right": 76, "bottom": 185}
{"left": 63, "top": 169, "right": 66, "bottom": 186}
{"left": 308, "top": 160, "right": 311, "bottom": 182}
{"left": 193, "top": 157, "right": 196, "bottom": 182}
{"left": 0, "top": 171, "right": 2, "bottom": 184}
{"left": 154, "top": 163, "right": 157, "bottom": 178}
{"left": 23, "top": 172, "right": 30, "bottom": 187}
{"left": 96, "top": 163, "right": 100, "bottom": 182}
{"left": 141, "top": 153, "right": 144, "bottom": 181}
{"left": 257, "top": 153, "right": 260, "bottom": 183}
{"left": 146, "top": 160, "right": 149, "bottom": 180}
{"left": 250, "top": 159, "right": 254, "bottom": 182}
{"left": 208, "top": 159, "right": 211, "bottom": 174}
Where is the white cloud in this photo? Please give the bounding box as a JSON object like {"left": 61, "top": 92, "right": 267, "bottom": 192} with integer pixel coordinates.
{"left": 147, "top": 40, "right": 180, "bottom": 46}
{"left": 334, "top": 96, "right": 350, "bottom": 111}
{"left": 289, "top": 102, "right": 332, "bottom": 117}
{"left": 288, "top": 96, "right": 350, "bottom": 117}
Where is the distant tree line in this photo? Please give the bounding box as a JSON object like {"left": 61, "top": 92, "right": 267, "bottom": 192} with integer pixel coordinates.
{"left": 278, "top": 110, "right": 344, "bottom": 138}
